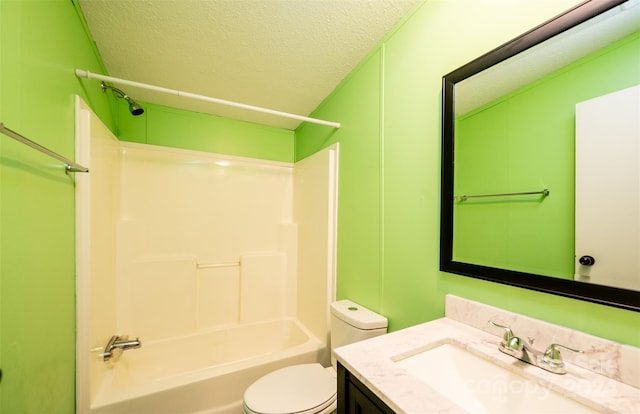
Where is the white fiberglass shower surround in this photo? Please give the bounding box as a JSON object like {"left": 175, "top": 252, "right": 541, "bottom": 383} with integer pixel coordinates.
{"left": 75, "top": 97, "right": 339, "bottom": 414}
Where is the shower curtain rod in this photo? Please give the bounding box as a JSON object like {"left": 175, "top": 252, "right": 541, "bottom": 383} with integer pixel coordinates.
{"left": 75, "top": 69, "right": 341, "bottom": 129}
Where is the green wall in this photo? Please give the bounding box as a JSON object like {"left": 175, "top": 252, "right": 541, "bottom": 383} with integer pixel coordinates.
{"left": 0, "top": 1, "right": 113, "bottom": 413}
{"left": 296, "top": 0, "right": 640, "bottom": 345}
{"left": 117, "top": 102, "right": 294, "bottom": 162}
{"left": 455, "top": 32, "right": 640, "bottom": 278}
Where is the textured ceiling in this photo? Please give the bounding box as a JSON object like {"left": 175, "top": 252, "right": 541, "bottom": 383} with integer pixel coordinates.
{"left": 456, "top": 0, "right": 640, "bottom": 115}
{"left": 78, "top": 0, "right": 419, "bottom": 130}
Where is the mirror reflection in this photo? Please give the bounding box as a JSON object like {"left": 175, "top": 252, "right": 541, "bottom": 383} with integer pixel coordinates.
{"left": 441, "top": 0, "right": 640, "bottom": 310}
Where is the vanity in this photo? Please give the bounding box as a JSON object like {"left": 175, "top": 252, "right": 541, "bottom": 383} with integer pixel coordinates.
{"left": 334, "top": 295, "right": 640, "bottom": 413}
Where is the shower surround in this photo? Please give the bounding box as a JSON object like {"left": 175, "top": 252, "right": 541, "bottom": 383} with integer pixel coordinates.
{"left": 75, "top": 98, "right": 338, "bottom": 413}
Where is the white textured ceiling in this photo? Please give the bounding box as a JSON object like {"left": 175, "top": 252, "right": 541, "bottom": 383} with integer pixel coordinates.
{"left": 456, "top": 0, "right": 640, "bottom": 115}
{"left": 78, "top": 0, "right": 419, "bottom": 130}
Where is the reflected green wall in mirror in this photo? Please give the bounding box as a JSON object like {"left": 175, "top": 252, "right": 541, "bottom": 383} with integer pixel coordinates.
{"left": 454, "top": 31, "right": 640, "bottom": 279}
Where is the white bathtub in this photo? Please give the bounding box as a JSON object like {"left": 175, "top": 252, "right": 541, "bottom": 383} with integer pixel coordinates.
{"left": 90, "top": 319, "right": 326, "bottom": 414}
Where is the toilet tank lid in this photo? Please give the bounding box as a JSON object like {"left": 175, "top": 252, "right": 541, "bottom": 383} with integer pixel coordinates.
{"left": 331, "top": 300, "right": 388, "bottom": 330}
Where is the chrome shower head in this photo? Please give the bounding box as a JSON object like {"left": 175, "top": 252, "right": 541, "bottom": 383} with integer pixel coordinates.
{"left": 127, "top": 100, "right": 144, "bottom": 116}
{"left": 101, "top": 81, "right": 145, "bottom": 116}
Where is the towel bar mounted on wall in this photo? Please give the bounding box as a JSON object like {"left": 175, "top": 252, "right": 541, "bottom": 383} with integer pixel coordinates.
{"left": 0, "top": 122, "right": 89, "bottom": 173}
{"left": 455, "top": 188, "right": 549, "bottom": 202}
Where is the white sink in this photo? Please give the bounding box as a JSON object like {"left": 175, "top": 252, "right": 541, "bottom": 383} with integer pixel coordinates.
{"left": 394, "top": 343, "right": 598, "bottom": 413}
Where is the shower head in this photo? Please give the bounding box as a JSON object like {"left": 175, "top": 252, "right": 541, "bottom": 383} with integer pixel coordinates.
{"left": 101, "top": 82, "right": 145, "bottom": 116}
{"left": 127, "top": 100, "right": 145, "bottom": 116}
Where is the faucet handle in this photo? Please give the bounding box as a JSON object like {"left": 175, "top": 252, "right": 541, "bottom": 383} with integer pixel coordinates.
{"left": 488, "top": 321, "right": 523, "bottom": 355}
{"left": 544, "top": 343, "right": 583, "bottom": 362}
{"left": 488, "top": 321, "right": 514, "bottom": 337}
{"left": 538, "top": 343, "right": 583, "bottom": 374}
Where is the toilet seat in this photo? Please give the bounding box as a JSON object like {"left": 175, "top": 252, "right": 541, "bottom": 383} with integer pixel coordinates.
{"left": 243, "top": 363, "right": 337, "bottom": 414}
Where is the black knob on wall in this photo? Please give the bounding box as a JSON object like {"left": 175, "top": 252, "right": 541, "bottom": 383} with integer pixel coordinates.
{"left": 579, "top": 255, "right": 596, "bottom": 266}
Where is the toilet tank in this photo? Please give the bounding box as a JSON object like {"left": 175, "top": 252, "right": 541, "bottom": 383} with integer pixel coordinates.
{"left": 330, "top": 300, "right": 388, "bottom": 367}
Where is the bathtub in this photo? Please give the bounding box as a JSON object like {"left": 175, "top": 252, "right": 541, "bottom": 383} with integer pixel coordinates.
{"left": 90, "top": 319, "right": 326, "bottom": 414}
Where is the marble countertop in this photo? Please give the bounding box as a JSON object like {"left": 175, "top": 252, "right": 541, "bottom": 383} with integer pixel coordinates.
{"left": 334, "top": 317, "right": 640, "bottom": 413}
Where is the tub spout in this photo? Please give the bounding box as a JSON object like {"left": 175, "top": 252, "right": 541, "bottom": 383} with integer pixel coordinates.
{"left": 103, "top": 335, "right": 142, "bottom": 362}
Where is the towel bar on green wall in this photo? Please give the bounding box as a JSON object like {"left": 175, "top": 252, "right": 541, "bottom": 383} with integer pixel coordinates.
{"left": 0, "top": 122, "right": 89, "bottom": 173}
{"left": 455, "top": 188, "right": 549, "bottom": 202}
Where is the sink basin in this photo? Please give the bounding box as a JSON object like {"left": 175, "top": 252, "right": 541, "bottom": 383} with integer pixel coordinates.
{"left": 394, "top": 343, "right": 597, "bottom": 413}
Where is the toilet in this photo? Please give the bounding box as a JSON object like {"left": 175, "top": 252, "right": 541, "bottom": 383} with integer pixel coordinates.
{"left": 242, "top": 299, "right": 388, "bottom": 414}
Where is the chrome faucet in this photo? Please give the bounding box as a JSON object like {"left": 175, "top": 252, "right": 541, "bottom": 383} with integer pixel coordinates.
{"left": 488, "top": 321, "right": 582, "bottom": 375}
{"left": 103, "top": 335, "right": 142, "bottom": 362}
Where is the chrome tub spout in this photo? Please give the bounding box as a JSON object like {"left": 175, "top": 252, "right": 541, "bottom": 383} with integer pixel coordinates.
{"left": 103, "top": 335, "right": 142, "bottom": 362}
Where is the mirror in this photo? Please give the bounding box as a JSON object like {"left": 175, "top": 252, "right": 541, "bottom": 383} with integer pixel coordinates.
{"left": 441, "top": 0, "right": 640, "bottom": 312}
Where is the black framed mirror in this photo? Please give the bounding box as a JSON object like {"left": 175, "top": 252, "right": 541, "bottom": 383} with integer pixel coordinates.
{"left": 441, "top": 0, "right": 640, "bottom": 312}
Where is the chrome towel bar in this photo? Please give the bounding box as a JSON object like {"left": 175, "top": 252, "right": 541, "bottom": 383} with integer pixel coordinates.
{"left": 456, "top": 188, "right": 549, "bottom": 201}
{"left": 0, "top": 122, "right": 89, "bottom": 173}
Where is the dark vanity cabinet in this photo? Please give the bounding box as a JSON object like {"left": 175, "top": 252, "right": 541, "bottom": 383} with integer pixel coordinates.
{"left": 337, "top": 363, "right": 395, "bottom": 414}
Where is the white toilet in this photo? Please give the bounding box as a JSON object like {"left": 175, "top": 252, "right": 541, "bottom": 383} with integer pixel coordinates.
{"left": 242, "top": 299, "right": 388, "bottom": 414}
